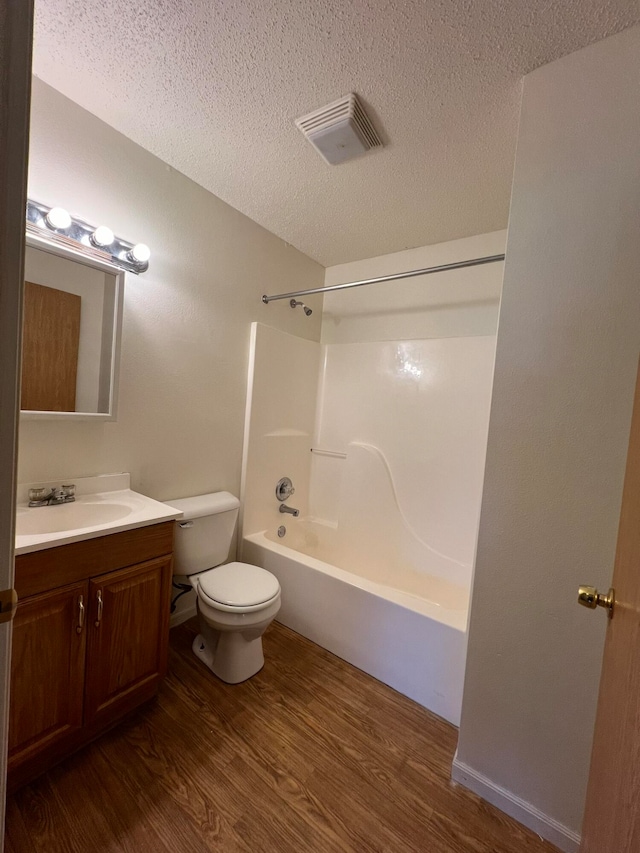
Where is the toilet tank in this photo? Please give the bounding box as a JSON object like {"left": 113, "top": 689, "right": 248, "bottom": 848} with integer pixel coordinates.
{"left": 167, "top": 492, "right": 240, "bottom": 575}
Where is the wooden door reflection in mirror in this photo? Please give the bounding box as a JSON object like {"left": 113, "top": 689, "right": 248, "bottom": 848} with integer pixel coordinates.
{"left": 21, "top": 281, "right": 81, "bottom": 411}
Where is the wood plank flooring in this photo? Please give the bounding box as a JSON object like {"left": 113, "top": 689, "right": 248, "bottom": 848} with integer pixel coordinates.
{"left": 5, "top": 620, "right": 560, "bottom": 852}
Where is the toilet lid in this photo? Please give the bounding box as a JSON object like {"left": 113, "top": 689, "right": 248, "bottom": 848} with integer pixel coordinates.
{"left": 198, "top": 562, "right": 280, "bottom": 608}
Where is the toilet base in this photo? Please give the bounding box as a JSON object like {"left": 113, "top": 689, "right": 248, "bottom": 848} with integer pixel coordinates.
{"left": 192, "top": 631, "right": 265, "bottom": 684}
{"left": 191, "top": 592, "right": 280, "bottom": 684}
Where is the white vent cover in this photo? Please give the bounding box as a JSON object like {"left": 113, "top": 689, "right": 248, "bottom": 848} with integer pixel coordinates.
{"left": 295, "top": 93, "right": 382, "bottom": 165}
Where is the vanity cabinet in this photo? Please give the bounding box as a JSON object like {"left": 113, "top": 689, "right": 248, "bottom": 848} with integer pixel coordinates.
{"left": 84, "top": 557, "right": 171, "bottom": 725}
{"left": 9, "top": 522, "right": 173, "bottom": 790}
{"left": 9, "top": 582, "right": 87, "bottom": 765}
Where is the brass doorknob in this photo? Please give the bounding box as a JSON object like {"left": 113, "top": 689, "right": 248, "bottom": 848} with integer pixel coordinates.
{"left": 578, "top": 585, "right": 615, "bottom": 618}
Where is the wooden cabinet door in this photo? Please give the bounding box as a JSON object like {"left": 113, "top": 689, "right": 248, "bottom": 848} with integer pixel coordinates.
{"left": 8, "top": 582, "right": 88, "bottom": 770}
{"left": 84, "top": 556, "right": 172, "bottom": 725}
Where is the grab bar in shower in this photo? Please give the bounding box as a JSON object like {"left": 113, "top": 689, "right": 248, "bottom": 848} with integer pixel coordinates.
{"left": 310, "top": 448, "right": 347, "bottom": 459}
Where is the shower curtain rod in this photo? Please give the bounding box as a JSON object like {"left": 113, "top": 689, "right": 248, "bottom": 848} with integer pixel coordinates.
{"left": 261, "top": 253, "right": 505, "bottom": 304}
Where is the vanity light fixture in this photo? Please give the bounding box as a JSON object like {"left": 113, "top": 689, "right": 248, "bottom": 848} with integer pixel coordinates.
{"left": 26, "top": 199, "right": 151, "bottom": 275}
{"left": 45, "top": 206, "right": 72, "bottom": 231}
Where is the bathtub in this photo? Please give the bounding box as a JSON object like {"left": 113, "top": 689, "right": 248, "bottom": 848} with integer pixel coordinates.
{"left": 242, "top": 518, "right": 469, "bottom": 726}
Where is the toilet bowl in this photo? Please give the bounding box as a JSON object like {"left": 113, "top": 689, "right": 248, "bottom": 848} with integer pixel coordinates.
{"left": 167, "top": 493, "right": 281, "bottom": 684}
{"left": 191, "top": 561, "right": 281, "bottom": 683}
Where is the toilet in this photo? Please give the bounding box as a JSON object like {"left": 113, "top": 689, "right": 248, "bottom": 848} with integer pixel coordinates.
{"left": 167, "top": 491, "right": 281, "bottom": 683}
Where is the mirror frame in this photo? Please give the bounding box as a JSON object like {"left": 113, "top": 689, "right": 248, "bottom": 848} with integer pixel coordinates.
{"left": 21, "top": 231, "right": 125, "bottom": 422}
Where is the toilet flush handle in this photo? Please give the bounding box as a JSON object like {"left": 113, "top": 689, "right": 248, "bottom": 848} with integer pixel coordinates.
{"left": 179, "top": 521, "right": 194, "bottom": 529}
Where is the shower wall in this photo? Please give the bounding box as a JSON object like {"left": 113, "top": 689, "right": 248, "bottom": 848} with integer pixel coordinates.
{"left": 241, "top": 231, "right": 505, "bottom": 593}
{"left": 240, "top": 323, "right": 320, "bottom": 536}
{"left": 312, "top": 339, "right": 496, "bottom": 585}
{"left": 311, "top": 231, "right": 505, "bottom": 586}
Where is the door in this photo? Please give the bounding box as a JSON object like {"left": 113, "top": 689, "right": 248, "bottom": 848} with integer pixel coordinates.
{"left": 84, "top": 556, "right": 172, "bottom": 724}
{"left": 0, "top": 0, "right": 34, "bottom": 844}
{"left": 580, "top": 360, "right": 640, "bottom": 851}
{"left": 8, "top": 582, "right": 87, "bottom": 770}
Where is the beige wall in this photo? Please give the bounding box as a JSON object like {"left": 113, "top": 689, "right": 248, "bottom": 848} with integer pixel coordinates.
{"left": 19, "top": 79, "right": 324, "bottom": 501}
{"left": 455, "top": 25, "right": 640, "bottom": 853}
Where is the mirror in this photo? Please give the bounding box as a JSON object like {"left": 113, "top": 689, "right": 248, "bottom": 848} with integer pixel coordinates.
{"left": 21, "top": 233, "right": 124, "bottom": 420}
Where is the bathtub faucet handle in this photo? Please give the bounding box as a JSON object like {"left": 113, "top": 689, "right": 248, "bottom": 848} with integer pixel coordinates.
{"left": 275, "top": 477, "right": 295, "bottom": 502}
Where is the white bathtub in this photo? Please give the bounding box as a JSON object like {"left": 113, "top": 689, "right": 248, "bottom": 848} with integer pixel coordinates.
{"left": 242, "top": 519, "right": 469, "bottom": 726}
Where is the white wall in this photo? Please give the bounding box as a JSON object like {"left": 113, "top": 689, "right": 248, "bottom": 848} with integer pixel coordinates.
{"left": 454, "top": 26, "right": 640, "bottom": 853}
{"left": 19, "top": 79, "right": 324, "bottom": 501}
{"left": 314, "top": 233, "right": 504, "bottom": 586}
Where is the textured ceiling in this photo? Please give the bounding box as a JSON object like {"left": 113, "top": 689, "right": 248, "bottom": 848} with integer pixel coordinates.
{"left": 33, "top": 1, "right": 639, "bottom": 266}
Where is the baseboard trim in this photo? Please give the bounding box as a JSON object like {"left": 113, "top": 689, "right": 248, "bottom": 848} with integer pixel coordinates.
{"left": 169, "top": 603, "right": 197, "bottom": 629}
{"left": 451, "top": 754, "right": 580, "bottom": 853}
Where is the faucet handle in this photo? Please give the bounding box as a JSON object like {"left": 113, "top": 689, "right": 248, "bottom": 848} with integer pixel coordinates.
{"left": 61, "top": 484, "right": 76, "bottom": 497}
{"left": 275, "top": 477, "right": 295, "bottom": 501}
{"left": 28, "top": 487, "right": 47, "bottom": 502}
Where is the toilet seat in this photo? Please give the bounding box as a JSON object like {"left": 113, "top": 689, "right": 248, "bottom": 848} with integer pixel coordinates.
{"left": 196, "top": 562, "right": 280, "bottom": 613}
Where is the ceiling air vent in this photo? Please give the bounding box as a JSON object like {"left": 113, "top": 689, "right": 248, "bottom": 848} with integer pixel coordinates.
{"left": 295, "top": 93, "right": 382, "bottom": 165}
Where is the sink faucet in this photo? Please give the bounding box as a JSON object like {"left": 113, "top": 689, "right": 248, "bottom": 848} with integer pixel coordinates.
{"left": 279, "top": 504, "right": 300, "bottom": 518}
{"left": 28, "top": 485, "right": 76, "bottom": 508}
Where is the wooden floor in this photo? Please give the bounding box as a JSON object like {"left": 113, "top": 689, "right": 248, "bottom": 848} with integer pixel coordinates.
{"left": 5, "top": 620, "right": 559, "bottom": 853}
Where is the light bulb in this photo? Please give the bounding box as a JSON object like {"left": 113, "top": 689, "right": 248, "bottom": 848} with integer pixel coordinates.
{"left": 130, "top": 243, "right": 150, "bottom": 264}
{"left": 45, "top": 207, "right": 71, "bottom": 230}
{"left": 91, "top": 225, "right": 115, "bottom": 247}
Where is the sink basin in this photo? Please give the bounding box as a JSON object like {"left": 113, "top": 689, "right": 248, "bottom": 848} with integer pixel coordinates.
{"left": 14, "top": 475, "right": 183, "bottom": 556}
{"left": 16, "top": 501, "right": 133, "bottom": 536}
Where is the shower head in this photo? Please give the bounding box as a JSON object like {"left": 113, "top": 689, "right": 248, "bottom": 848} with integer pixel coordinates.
{"left": 290, "top": 299, "right": 313, "bottom": 316}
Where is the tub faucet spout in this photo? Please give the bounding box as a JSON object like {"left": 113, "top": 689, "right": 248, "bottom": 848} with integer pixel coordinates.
{"left": 279, "top": 504, "right": 300, "bottom": 518}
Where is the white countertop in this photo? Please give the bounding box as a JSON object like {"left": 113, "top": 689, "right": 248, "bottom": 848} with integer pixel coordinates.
{"left": 15, "top": 474, "right": 183, "bottom": 556}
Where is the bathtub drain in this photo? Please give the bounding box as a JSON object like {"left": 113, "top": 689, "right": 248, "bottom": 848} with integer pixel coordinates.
{"left": 277, "top": 525, "right": 287, "bottom": 538}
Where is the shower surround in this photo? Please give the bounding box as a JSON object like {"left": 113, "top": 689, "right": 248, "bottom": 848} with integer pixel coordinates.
{"left": 241, "top": 232, "right": 504, "bottom": 724}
